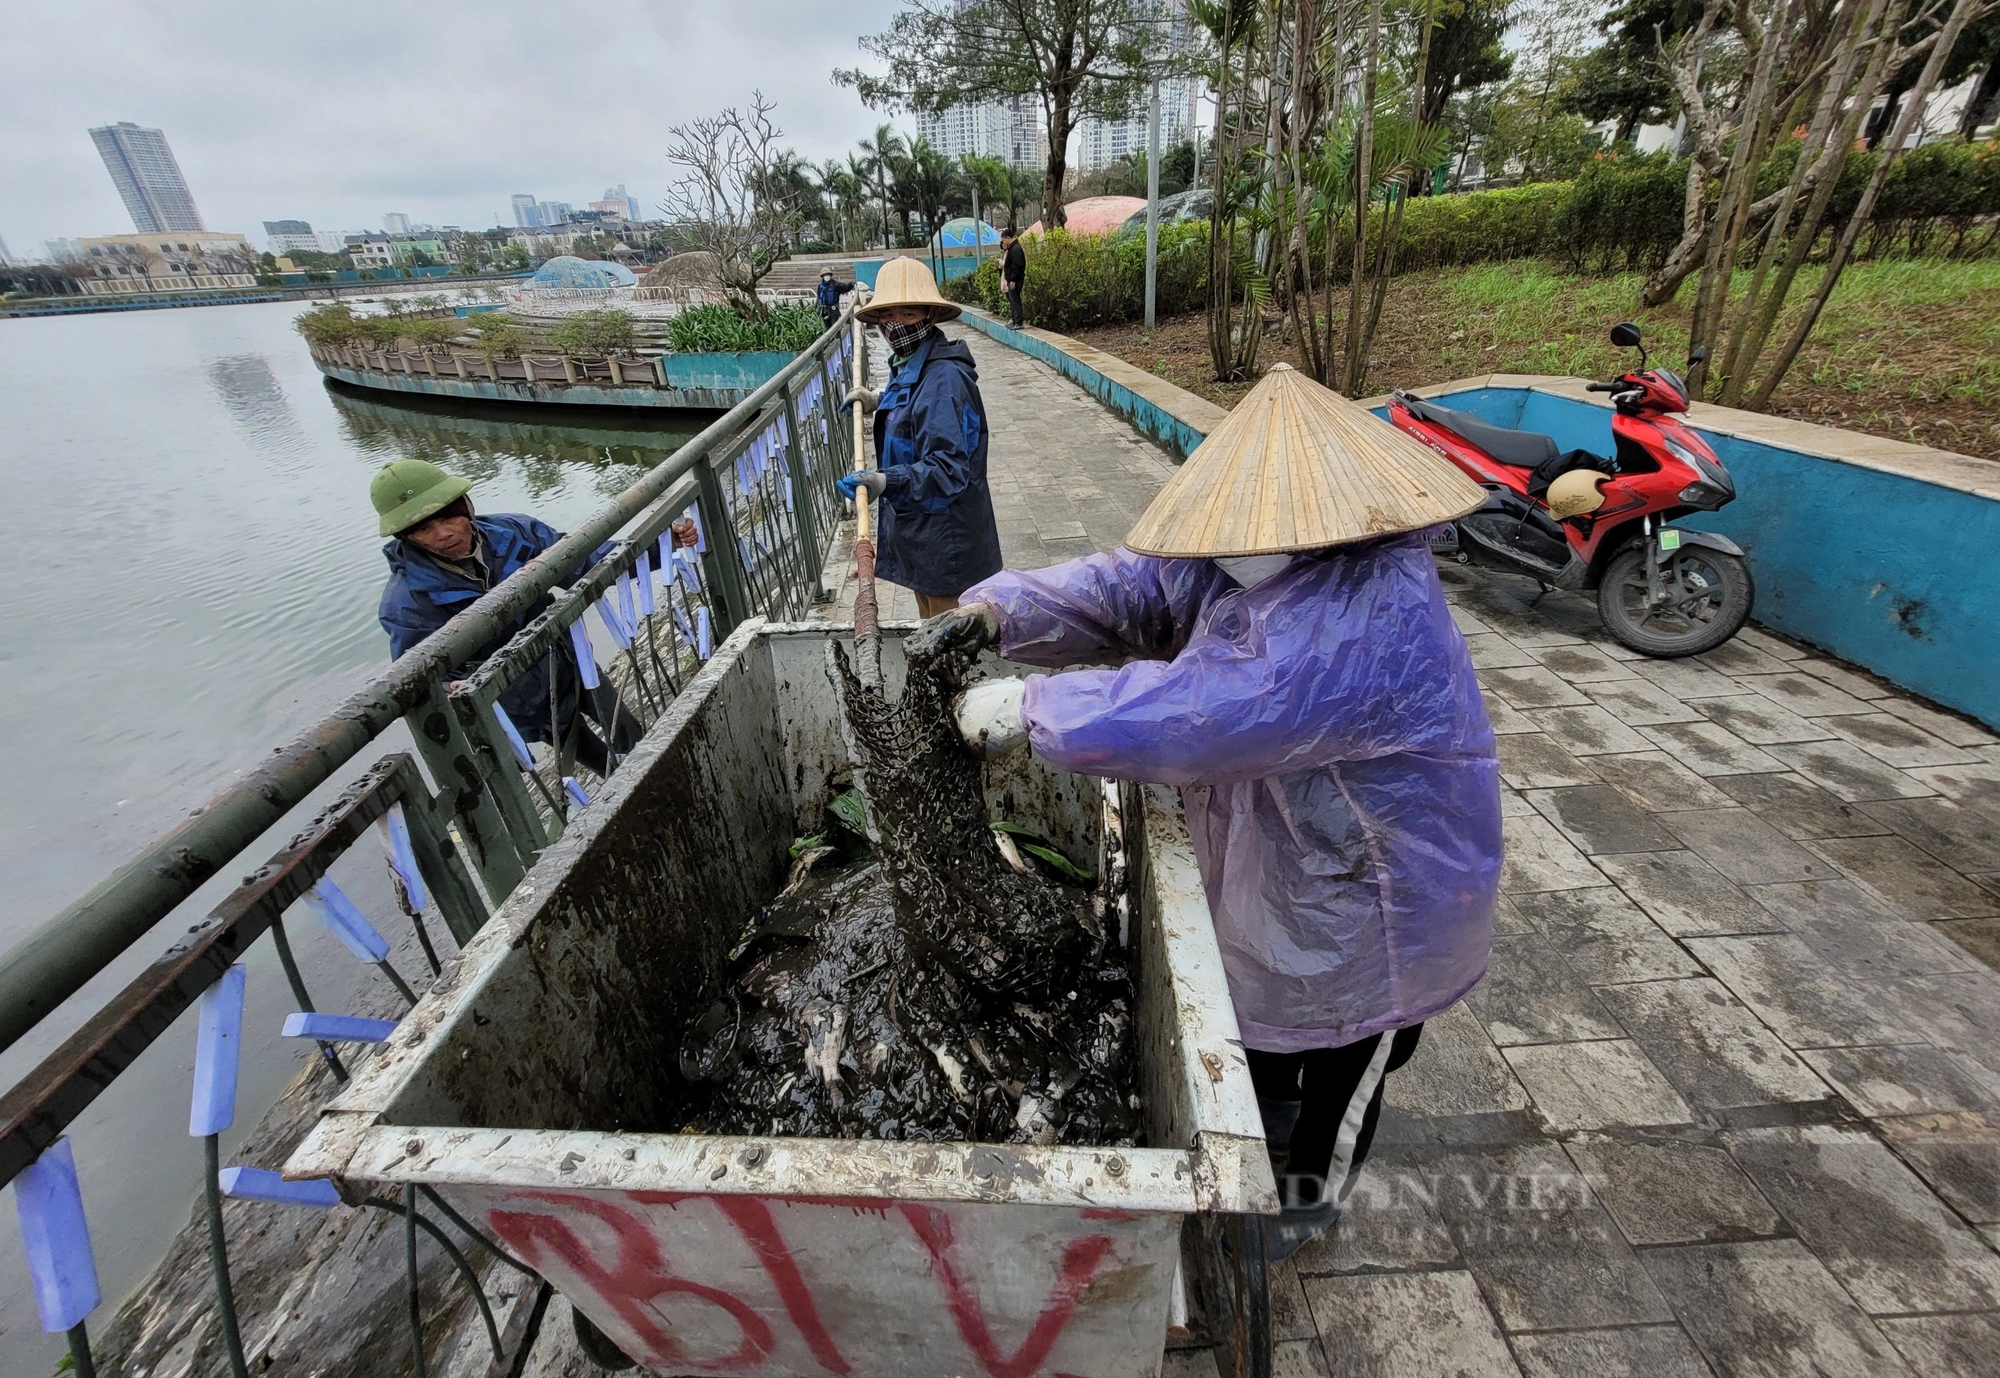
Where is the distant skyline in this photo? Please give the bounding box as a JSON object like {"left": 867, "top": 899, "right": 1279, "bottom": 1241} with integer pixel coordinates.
{"left": 90, "top": 122, "right": 205, "bottom": 233}
{"left": 1, "top": 0, "right": 907, "bottom": 250}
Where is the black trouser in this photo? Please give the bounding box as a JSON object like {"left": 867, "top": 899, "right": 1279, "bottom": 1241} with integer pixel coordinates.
{"left": 1006, "top": 285, "right": 1024, "bottom": 327}
{"left": 1248, "top": 1024, "right": 1424, "bottom": 1208}
{"left": 820, "top": 306, "right": 839, "bottom": 330}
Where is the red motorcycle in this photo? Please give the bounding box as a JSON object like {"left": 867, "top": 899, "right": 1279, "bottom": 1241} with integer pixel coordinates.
{"left": 1389, "top": 323, "right": 1753, "bottom": 657}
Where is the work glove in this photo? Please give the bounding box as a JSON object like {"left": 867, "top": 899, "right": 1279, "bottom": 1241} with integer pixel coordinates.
{"left": 842, "top": 385, "right": 880, "bottom": 415}
{"left": 905, "top": 603, "right": 1001, "bottom": 662}
{"left": 954, "top": 678, "right": 1028, "bottom": 759}
{"left": 835, "top": 470, "right": 887, "bottom": 501}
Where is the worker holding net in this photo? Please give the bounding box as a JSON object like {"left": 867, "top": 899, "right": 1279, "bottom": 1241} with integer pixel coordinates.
{"left": 907, "top": 364, "right": 1503, "bottom": 1261}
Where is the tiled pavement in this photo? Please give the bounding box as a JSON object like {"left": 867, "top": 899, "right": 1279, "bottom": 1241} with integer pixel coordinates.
{"left": 902, "top": 328, "right": 2000, "bottom": 1378}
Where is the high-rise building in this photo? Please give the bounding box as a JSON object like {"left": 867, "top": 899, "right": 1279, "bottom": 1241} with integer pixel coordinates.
{"left": 589, "top": 184, "right": 641, "bottom": 220}
{"left": 1075, "top": 74, "right": 1201, "bottom": 172}
{"left": 90, "top": 122, "right": 205, "bottom": 233}
{"left": 263, "top": 219, "right": 321, "bottom": 254}
{"left": 0, "top": 234, "right": 12, "bottom": 267}
{"left": 511, "top": 194, "right": 541, "bottom": 229}
{"left": 383, "top": 212, "right": 412, "bottom": 235}
{"left": 45, "top": 238, "right": 87, "bottom": 263}
{"left": 917, "top": 95, "right": 1048, "bottom": 169}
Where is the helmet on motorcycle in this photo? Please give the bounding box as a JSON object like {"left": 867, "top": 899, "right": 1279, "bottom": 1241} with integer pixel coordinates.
{"left": 1547, "top": 469, "right": 1611, "bottom": 521}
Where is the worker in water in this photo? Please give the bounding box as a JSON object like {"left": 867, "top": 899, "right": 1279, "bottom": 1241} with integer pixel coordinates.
{"left": 816, "top": 267, "right": 855, "bottom": 329}
{"left": 372, "top": 459, "right": 640, "bottom": 777}
{"left": 909, "top": 364, "right": 1500, "bottom": 1260}
{"left": 835, "top": 257, "right": 1003, "bottom": 617}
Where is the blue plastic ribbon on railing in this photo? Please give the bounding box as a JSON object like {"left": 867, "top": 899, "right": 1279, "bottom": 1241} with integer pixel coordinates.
{"left": 563, "top": 777, "right": 590, "bottom": 809}
{"left": 596, "top": 598, "right": 632, "bottom": 650}
{"left": 696, "top": 605, "right": 712, "bottom": 660}
{"left": 282, "top": 1012, "right": 397, "bottom": 1043}
{"left": 568, "top": 620, "right": 601, "bottom": 690}
{"left": 11, "top": 1137, "right": 102, "bottom": 1333}
{"left": 691, "top": 508, "right": 707, "bottom": 553}
{"left": 302, "top": 881, "right": 391, "bottom": 964}
{"left": 490, "top": 702, "right": 537, "bottom": 772}
{"left": 616, "top": 572, "right": 638, "bottom": 632}
{"left": 216, "top": 1167, "right": 341, "bottom": 1209}
{"left": 381, "top": 802, "right": 428, "bottom": 913}
{"left": 189, "top": 965, "right": 246, "bottom": 1138}
{"left": 671, "top": 600, "right": 693, "bottom": 641}
{"left": 634, "top": 550, "right": 655, "bottom": 616}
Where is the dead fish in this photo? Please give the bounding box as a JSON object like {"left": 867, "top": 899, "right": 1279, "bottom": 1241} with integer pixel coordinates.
{"left": 782, "top": 846, "right": 836, "bottom": 896}
{"left": 800, "top": 1001, "right": 848, "bottom": 1101}
{"left": 926, "top": 1041, "right": 972, "bottom": 1102}
{"left": 1015, "top": 1093, "right": 1060, "bottom": 1145}
{"left": 992, "top": 830, "right": 1031, "bottom": 874}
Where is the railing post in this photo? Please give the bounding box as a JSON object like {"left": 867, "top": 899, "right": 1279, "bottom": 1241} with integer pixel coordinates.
{"left": 403, "top": 682, "right": 525, "bottom": 901}
{"left": 780, "top": 384, "right": 828, "bottom": 604}
{"left": 449, "top": 685, "right": 556, "bottom": 861}
{"left": 694, "top": 462, "right": 751, "bottom": 636}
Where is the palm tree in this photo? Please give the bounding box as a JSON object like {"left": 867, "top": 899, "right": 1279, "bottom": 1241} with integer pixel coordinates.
{"left": 855, "top": 124, "right": 906, "bottom": 250}
{"left": 1003, "top": 164, "right": 1041, "bottom": 232}
{"left": 844, "top": 153, "right": 875, "bottom": 249}
{"left": 906, "top": 137, "right": 959, "bottom": 244}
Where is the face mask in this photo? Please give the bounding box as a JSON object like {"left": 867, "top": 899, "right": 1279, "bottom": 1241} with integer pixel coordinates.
{"left": 1215, "top": 554, "right": 1294, "bottom": 588}
{"left": 880, "top": 318, "right": 934, "bottom": 359}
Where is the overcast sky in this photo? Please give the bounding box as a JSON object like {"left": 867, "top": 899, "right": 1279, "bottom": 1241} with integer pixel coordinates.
{"left": 0, "top": 0, "right": 911, "bottom": 253}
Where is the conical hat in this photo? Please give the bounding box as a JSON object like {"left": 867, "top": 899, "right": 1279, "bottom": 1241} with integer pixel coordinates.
{"left": 1123, "top": 365, "right": 1486, "bottom": 557}
{"left": 857, "top": 257, "right": 961, "bottom": 322}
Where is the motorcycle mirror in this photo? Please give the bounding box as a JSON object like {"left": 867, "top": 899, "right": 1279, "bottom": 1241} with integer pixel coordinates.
{"left": 1688, "top": 345, "right": 1708, "bottom": 365}
{"left": 1609, "top": 322, "right": 1643, "bottom": 348}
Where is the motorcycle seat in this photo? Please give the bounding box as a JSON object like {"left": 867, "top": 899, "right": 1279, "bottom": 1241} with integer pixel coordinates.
{"left": 1398, "top": 394, "right": 1560, "bottom": 471}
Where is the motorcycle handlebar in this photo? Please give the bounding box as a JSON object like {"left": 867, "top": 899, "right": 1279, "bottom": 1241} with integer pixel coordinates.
{"left": 1585, "top": 381, "right": 1617, "bottom": 392}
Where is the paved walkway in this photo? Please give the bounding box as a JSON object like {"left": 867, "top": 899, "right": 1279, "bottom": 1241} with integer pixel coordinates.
{"left": 875, "top": 327, "right": 2000, "bottom": 1378}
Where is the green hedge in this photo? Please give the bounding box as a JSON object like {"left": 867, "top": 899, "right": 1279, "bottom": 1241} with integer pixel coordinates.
{"left": 944, "top": 222, "right": 1210, "bottom": 333}
{"left": 940, "top": 143, "right": 1999, "bottom": 332}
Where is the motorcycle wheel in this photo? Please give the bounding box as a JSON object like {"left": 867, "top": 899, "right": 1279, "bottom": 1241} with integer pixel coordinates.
{"left": 1597, "top": 543, "right": 1754, "bottom": 658}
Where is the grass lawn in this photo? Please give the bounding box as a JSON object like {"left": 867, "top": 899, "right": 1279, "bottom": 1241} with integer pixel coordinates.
{"left": 1074, "top": 258, "right": 2000, "bottom": 459}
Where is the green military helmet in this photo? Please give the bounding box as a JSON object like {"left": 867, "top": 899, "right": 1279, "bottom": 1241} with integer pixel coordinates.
{"left": 370, "top": 459, "right": 472, "bottom": 537}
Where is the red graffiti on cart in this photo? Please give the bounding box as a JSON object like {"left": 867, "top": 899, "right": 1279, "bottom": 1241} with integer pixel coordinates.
{"left": 487, "top": 1191, "right": 1119, "bottom": 1377}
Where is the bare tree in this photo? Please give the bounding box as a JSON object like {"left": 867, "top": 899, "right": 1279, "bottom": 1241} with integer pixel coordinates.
{"left": 660, "top": 93, "right": 802, "bottom": 317}
{"left": 1646, "top": 0, "right": 1996, "bottom": 407}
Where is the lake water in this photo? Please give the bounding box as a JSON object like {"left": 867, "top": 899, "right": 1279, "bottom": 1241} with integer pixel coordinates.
{"left": 0, "top": 300, "right": 705, "bottom": 1370}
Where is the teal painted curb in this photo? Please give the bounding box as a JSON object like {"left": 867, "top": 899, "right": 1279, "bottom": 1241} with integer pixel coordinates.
{"left": 953, "top": 312, "right": 1211, "bottom": 459}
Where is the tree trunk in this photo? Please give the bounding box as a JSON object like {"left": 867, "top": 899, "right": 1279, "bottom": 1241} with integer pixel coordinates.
{"left": 1043, "top": 91, "right": 1074, "bottom": 229}
{"left": 1961, "top": 57, "right": 2000, "bottom": 138}
{"left": 1341, "top": 0, "right": 1383, "bottom": 396}
{"left": 1748, "top": 0, "right": 1985, "bottom": 408}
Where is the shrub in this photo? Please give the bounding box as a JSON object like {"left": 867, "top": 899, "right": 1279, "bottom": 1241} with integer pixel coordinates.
{"left": 548, "top": 308, "right": 638, "bottom": 356}
{"left": 1367, "top": 182, "right": 1571, "bottom": 276}
{"left": 942, "top": 222, "right": 1209, "bottom": 333}
{"left": 294, "top": 301, "right": 362, "bottom": 347}
{"left": 668, "top": 303, "right": 823, "bottom": 352}
{"left": 396, "top": 317, "right": 464, "bottom": 351}
{"left": 465, "top": 313, "right": 526, "bottom": 357}
{"left": 1547, "top": 155, "right": 1685, "bottom": 273}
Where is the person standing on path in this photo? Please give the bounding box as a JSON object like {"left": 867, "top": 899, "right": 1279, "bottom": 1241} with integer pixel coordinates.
{"left": 816, "top": 267, "right": 855, "bottom": 329}
{"left": 835, "top": 258, "right": 1002, "bottom": 617}
{"left": 909, "top": 364, "right": 1500, "bottom": 1260}
{"left": 1000, "top": 227, "right": 1026, "bottom": 327}
{"left": 372, "top": 459, "right": 640, "bottom": 777}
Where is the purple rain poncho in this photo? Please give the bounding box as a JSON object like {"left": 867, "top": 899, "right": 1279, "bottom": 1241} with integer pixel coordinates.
{"left": 965, "top": 535, "right": 1501, "bottom": 1052}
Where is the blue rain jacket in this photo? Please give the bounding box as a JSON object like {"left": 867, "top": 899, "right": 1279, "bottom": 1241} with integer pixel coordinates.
{"left": 816, "top": 278, "right": 853, "bottom": 313}
{"left": 378, "top": 513, "right": 604, "bottom": 742}
{"left": 967, "top": 536, "right": 1501, "bottom": 1051}
{"left": 870, "top": 332, "right": 1004, "bottom": 597}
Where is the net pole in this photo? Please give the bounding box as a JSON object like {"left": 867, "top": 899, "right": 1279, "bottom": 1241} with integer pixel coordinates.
{"left": 850, "top": 304, "right": 882, "bottom": 688}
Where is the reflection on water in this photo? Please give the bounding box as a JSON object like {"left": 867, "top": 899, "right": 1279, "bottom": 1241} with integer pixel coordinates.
{"left": 0, "top": 301, "right": 711, "bottom": 1371}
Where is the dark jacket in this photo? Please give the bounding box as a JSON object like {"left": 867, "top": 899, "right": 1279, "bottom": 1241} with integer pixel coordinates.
{"left": 378, "top": 513, "right": 603, "bottom": 742}
{"left": 1002, "top": 241, "right": 1026, "bottom": 286}
{"left": 816, "top": 278, "right": 854, "bottom": 313}
{"left": 871, "top": 332, "right": 1004, "bottom": 597}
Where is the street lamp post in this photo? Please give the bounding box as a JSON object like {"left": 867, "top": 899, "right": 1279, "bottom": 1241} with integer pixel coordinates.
{"left": 1144, "top": 77, "right": 1161, "bottom": 332}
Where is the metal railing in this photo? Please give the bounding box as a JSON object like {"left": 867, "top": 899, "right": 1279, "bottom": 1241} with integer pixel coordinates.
{"left": 0, "top": 310, "right": 862, "bottom": 1375}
